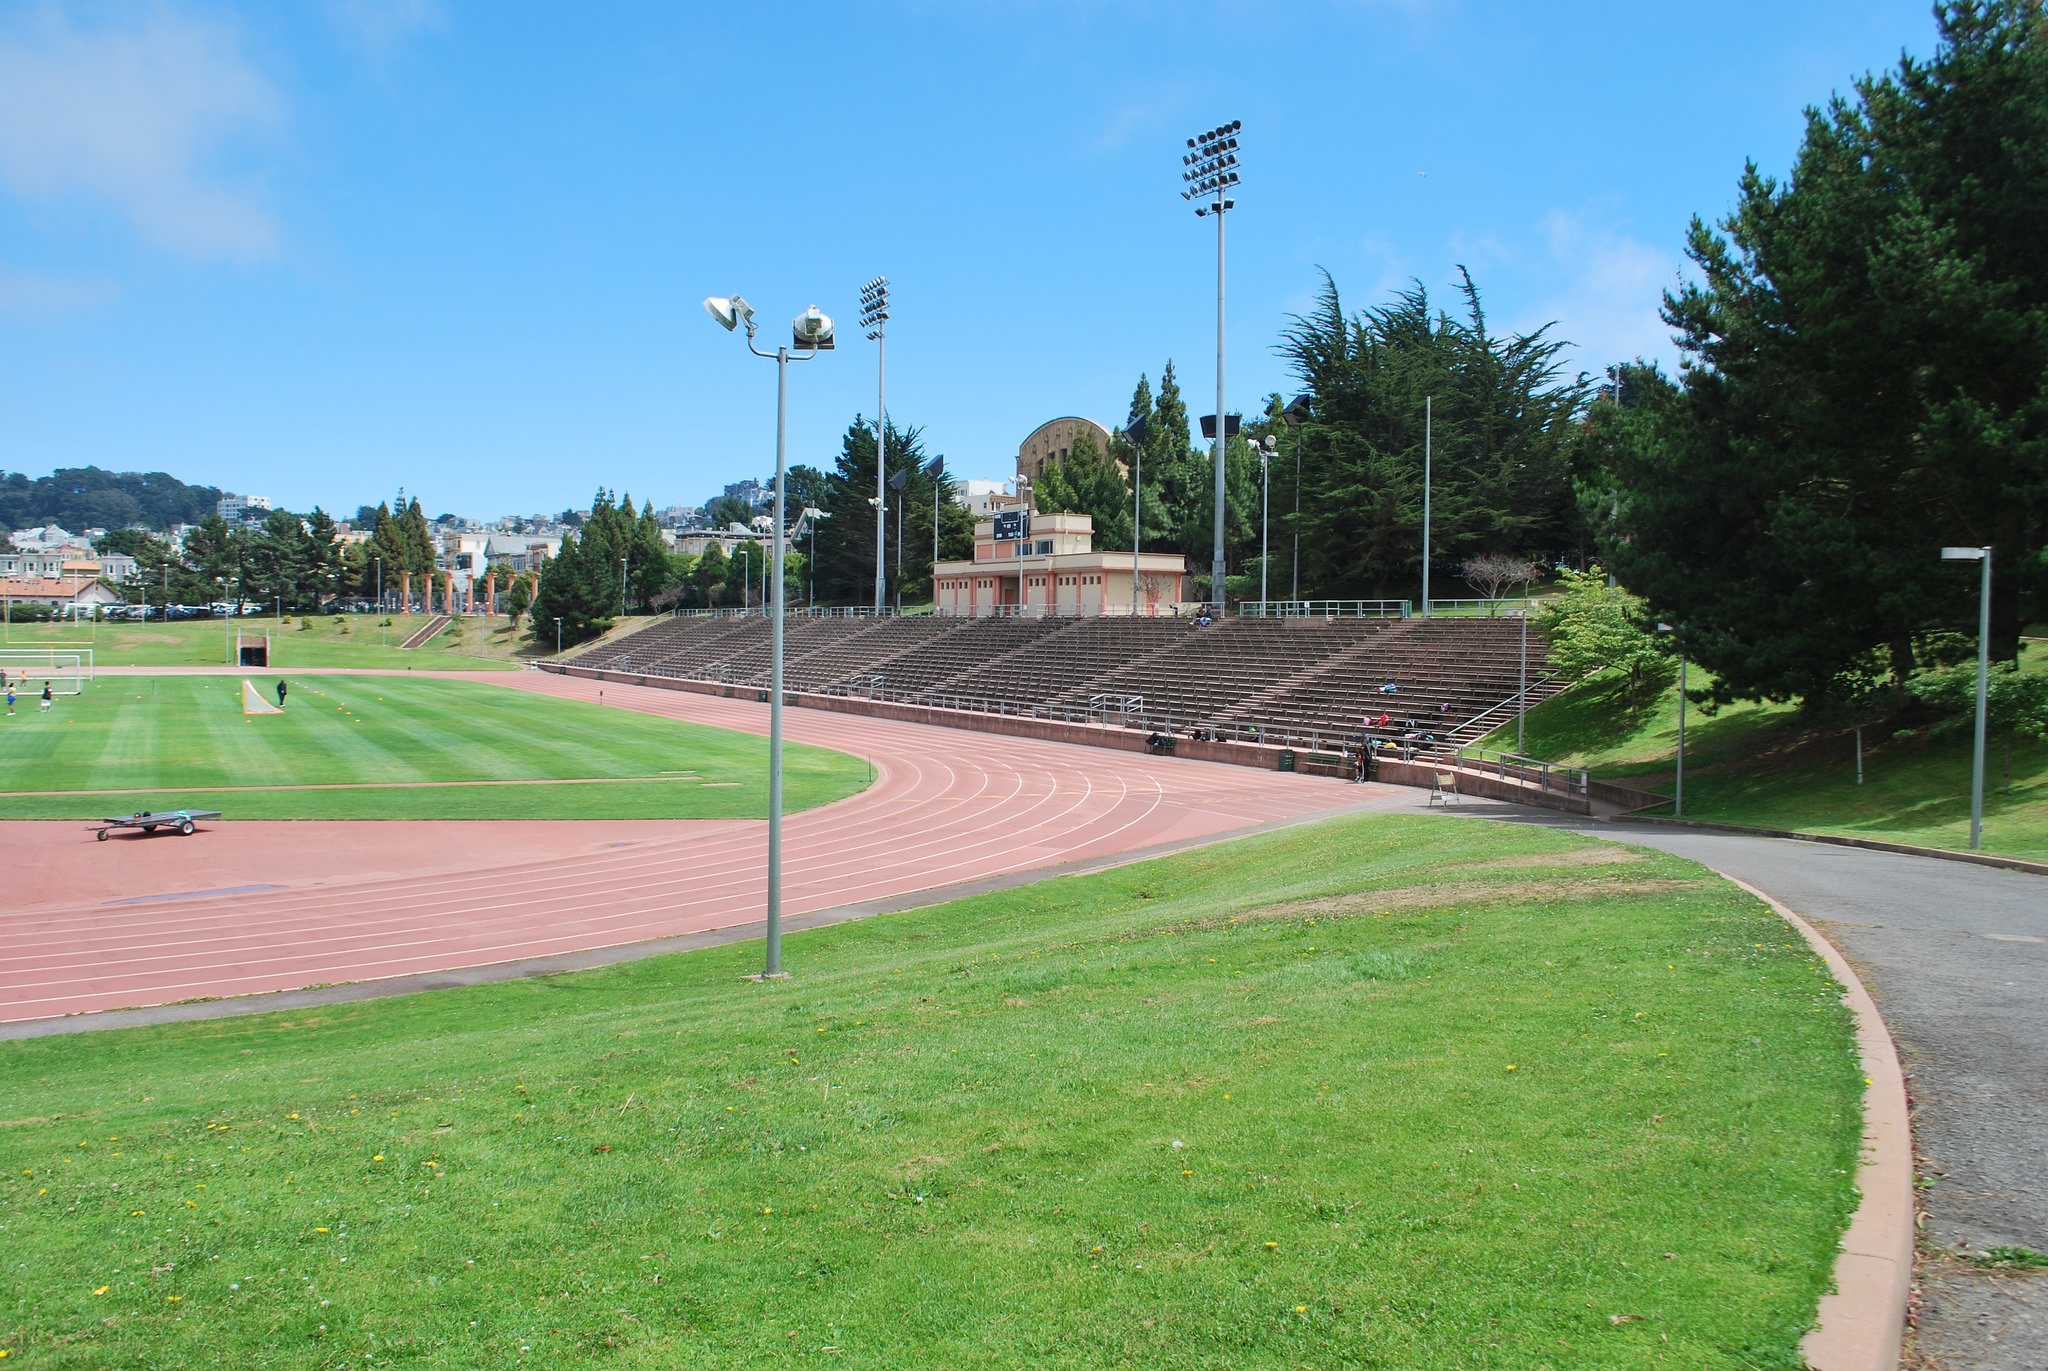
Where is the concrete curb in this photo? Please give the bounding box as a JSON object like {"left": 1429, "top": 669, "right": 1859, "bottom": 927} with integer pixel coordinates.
{"left": 1616, "top": 815, "right": 2047, "bottom": 878}
{"left": 1715, "top": 871, "right": 1913, "bottom": 1371}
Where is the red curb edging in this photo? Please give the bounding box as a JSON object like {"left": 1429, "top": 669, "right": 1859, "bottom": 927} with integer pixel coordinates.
{"left": 1715, "top": 871, "right": 1912, "bottom": 1371}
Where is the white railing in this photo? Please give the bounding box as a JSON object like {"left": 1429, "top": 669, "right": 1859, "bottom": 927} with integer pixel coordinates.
{"left": 1417, "top": 597, "right": 1544, "bottom": 618}
{"left": 1238, "top": 600, "right": 1411, "bottom": 619}
{"left": 932, "top": 602, "right": 1213, "bottom": 619}
{"left": 1451, "top": 746, "right": 1590, "bottom": 797}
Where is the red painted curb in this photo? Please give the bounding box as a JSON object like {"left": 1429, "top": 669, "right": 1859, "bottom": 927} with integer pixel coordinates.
{"left": 1716, "top": 872, "right": 1912, "bottom": 1371}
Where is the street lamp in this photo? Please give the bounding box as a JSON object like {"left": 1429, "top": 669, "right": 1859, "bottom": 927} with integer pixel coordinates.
{"left": 554, "top": 616, "right": 562, "bottom": 657}
{"left": 1422, "top": 395, "right": 1433, "bottom": 615}
{"left": 1183, "top": 120, "right": 1241, "bottom": 613}
{"left": 1122, "top": 415, "right": 1150, "bottom": 618}
{"left": 621, "top": 557, "right": 629, "bottom": 620}
{"left": 1941, "top": 545, "right": 1993, "bottom": 849}
{"left": 739, "top": 544, "right": 750, "bottom": 613}
{"left": 375, "top": 557, "right": 383, "bottom": 646}
{"left": 1258, "top": 434, "right": 1275, "bottom": 608}
{"left": 705, "top": 291, "right": 832, "bottom": 980}
{"left": 1281, "top": 393, "right": 1311, "bottom": 604}
{"left": 860, "top": 277, "right": 889, "bottom": 614}
{"left": 1657, "top": 622, "right": 1685, "bottom": 818}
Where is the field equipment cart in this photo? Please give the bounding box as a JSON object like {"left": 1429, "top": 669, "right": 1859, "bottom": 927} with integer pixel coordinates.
{"left": 93, "top": 809, "right": 220, "bottom": 840}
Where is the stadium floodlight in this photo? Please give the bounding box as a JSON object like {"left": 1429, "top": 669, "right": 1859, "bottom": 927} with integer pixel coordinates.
{"left": 1941, "top": 545, "right": 1993, "bottom": 849}
{"left": 706, "top": 290, "right": 832, "bottom": 980}
{"left": 858, "top": 277, "right": 890, "bottom": 614}
{"left": 1281, "top": 393, "right": 1311, "bottom": 601}
{"left": 1182, "top": 120, "right": 1242, "bottom": 612}
{"left": 703, "top": 295, "right": 754, "bottom": 332}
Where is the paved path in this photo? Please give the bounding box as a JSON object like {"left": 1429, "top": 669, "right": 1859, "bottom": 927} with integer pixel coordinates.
{"left": 0, "top": 672, "right": 1384, "bottom": 1026}
{"left": 1436, "top": 800, "right": 2048, "bottom": 1370}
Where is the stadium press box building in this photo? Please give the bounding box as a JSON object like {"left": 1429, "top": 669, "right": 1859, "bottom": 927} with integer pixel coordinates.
{"left": 932, "top": 511, "right": 1189, "bottom": 617}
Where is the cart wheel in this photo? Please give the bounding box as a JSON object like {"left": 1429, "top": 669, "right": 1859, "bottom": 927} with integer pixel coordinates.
{"left": 142, "top": 825, "right": 156, "bottom": 834}
{"left": 96, "top": 828, "right": 108, "bottom": 841}
{"left": 179, "top": 820, "right": 196, "bottom": 836}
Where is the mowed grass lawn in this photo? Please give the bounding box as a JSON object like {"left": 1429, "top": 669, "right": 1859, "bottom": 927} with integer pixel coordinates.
{"left": 0, "top": 676, "right": 870, "bottom": 820}
{"left": 0, "top": 817, "right": 1862, "bottom": 1369}
{"left": 1482, "top": 661, "right": 2048, "bottom": 861}
{"left": 0, "top": 616, "right": 538, "bottom": 670}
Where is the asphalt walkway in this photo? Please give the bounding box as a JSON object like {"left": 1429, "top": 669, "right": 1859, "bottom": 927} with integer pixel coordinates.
{"left": 1428, "top": 799, "right": 2047, "bottom": 1370}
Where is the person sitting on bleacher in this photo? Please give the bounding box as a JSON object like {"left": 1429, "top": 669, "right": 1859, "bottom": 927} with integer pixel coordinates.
{"left": 1380, "top": 681, "right": 1398, "bottom": 693}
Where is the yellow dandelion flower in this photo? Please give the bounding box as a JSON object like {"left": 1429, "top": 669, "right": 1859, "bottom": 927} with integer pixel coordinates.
{"left": 93, "top": 1286, "right": 109, "bottom": 1296}
{"left": 1506, "top": 1065, "right": 1518, "bottom": 1071}
{"left": 1295, "top": 1305, "right": 1308, "bottom": 1313}
{"left": 372, "top": 1154, "right": 384, "bottom": 1161}
{"left": 316, "top": 1228, "right": 329, "bottom": 1233}
{"left": 166, "top": 1295, "right": 182, "bottom": 1303}
{"left": 1264, "top": 1242, "right": 1277, "bottom": 1249}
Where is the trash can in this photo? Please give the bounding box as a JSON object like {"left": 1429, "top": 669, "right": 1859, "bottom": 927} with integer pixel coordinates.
{"left": 1278, "top": 749, "right": 1296, "bottom": 773}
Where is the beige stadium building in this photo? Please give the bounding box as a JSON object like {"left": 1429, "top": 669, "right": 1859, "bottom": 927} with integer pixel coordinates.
{"left": 933, "top": 510, "right": 1188, "bottom": 617}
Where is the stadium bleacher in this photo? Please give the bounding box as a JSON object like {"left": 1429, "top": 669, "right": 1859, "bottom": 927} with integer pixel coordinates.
{"left": 570, "top": 612, "right": 1564, "bottom": 749}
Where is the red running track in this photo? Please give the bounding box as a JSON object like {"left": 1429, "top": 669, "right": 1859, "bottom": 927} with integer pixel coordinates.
{"left": 0, "top": 671, "right": 1386, "bottom": 1025}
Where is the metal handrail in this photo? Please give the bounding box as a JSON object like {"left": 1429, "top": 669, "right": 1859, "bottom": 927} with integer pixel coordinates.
{"left": 1237, "top": 600, "right": 1410, "bottom": 619}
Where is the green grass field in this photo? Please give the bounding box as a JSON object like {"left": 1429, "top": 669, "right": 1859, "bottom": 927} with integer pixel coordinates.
{"left": 1482, "top": 657, "right": 2048, "bottom": 861}
{"left": 0, "top": 815, "right": 1861, "bottom": 1369}
{"left": 0, "top": 676, "right": 870, "bottom": 820}
{"left": 0, "top": 614, "right": 575, "bottom": 670}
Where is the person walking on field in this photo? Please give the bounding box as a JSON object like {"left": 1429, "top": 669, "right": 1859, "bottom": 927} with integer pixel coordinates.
{"left": 40, "top": 683, "right": 52, "bottom": 714}
{"left": 275, "top": 679, "right": 288, "bottom": 709}
{"left": 6, "top": 684, "right": 14, "bottom": 716}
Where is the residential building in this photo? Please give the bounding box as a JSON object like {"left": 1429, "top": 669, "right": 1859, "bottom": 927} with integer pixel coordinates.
{"left": 216, "top": 493, "right": 272, "bottom": 522}
{"left": 0, "top": 576, "right": 124, "bottom": 610}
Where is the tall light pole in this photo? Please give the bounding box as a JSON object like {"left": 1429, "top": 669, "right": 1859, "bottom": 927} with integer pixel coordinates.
{"left": 1183, "top": 120, "right": 1240, "bottom": 613}
{"left": 620, "top": 557, "right": 629, "bottom": 620}
{"left": 1282, "top": 393, "right": 1310, "bottom": 604}
{"left": 706, "top": 293, "right": 832, "bottom": 979}
{"left": 554, "top": 616, "right": 561, "bottom": 657}
{"left": 1657, "top": 622, "right": 1685, "bottom": 818}
{"left": 1941, "top": 546, "right": 1993, "bottom": 849}
{"left": 1422, "top": 395, "right": 1433, "bottom": 615}
{"left": 1258, "top": 435, "right": 1275, "bottom": 608}
{"left": 860, "top": 278, "right": 889, "bottom": 614}
{"left": 375, "top": 557, "right": 383, "bottom": 646}
{"left": 1123, "top": 415, "right": 1150, "bottom": 618}
{"left": 1515, "top": 609, "right": 1529, "bottom": 753}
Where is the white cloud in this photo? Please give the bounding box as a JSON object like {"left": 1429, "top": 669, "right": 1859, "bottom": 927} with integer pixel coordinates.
{"left": 1522, "top": 208, "right": 1687, "bottom": 374}
{"left": 326, "top": 0, "right": 445, "bottom": 54}
{"left": 0, "top": 6, "right": 281, "bottom": 259}
{"left": 0, "top": 262, "right": 119, "bottom": 316}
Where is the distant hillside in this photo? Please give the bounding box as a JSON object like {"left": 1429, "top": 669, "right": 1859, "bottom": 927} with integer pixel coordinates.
{"left": 0, "top": 466, "right": 225, "bottom": 534}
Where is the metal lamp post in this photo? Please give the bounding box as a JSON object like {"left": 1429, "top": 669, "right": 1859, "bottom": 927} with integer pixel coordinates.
{"left": 1657, "top": 622, "right": 1685, "bottom": 818}
{"left": 740, "top": 545, "right": 750, "bottom": 612}
{"left": 1183, "top": 120, "right": 1241, "bottom": 613}
{"left": 375, "top": 558, "right": 383, "bottom": 645}
{"left": 860, "top": 278, "right": 889, "bottom": 614}
{"left": 1941, "top": 545, "right": 1993, "bottom": 849}
{"left": 1282, "top": 393, "right": 1311, "bottom": 605}
{"left": 1258, "top": 435, "right": 1275, "bottom": 608}
{"left": 621, "top": 557, "right": 629, "bottom": 619}
{"left": 706, "top": 293, "right": 832, "bottom": 980}
{"left": 1122, "top": 415, "right": 1150, "bottom": 618}
{"left": 1422, "top": 395, "right": 1433, "bottom": 616}
{"left": 554, "top": 617, "right": 561, "bottom": 656}
{"left": 1515, "top": 609, "right": 1529, "bottom": 753}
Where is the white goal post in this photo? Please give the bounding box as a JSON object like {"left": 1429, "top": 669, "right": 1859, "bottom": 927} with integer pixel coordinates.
{"left": 0, "top": 648, "right": 94, "bottom": 695}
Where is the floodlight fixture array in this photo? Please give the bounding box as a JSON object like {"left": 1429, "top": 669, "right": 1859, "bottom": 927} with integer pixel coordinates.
{"left": 859, "top": 276, "right": 889, "bottom": 342}
{"left": 1183, "top": 120, "right": 1242, "bottom": 215}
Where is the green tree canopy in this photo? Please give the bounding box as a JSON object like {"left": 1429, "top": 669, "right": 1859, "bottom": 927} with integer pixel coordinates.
{"left": 1606, "top": 1, "right": 2048, "bottom": 704}
{"left": 1278, "top": 270, "right": 1586, "bottom": 601}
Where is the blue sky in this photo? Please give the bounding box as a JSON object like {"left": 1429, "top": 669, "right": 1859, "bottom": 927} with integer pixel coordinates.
{"left": 0, "top": 0, "right": 1939, "bottom": 521}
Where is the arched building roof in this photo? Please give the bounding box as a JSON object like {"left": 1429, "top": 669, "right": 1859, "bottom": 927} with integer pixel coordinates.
{"left": 1016, "top": 416, "right": 1116, "bottom": 485}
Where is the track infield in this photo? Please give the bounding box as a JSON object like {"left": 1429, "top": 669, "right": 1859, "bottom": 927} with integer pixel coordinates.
{"left": 0, "top": 813, "right": 1863, "bottom": 1369}
{"left": 0, "top": 675, "right": 871, "bottom": 820}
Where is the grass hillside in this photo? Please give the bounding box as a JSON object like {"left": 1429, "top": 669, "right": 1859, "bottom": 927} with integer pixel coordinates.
{"left": 0, "top": 676, "right": 870, "bottom": 820}
{"left": 0, "top": 615, "right": 562, "bottom": 670}
{"left": 1480, "top": 647, "right": 2048, "bottom": 861}
{"left": 0, "top": 815, "right": 1861, "bottom": 1369}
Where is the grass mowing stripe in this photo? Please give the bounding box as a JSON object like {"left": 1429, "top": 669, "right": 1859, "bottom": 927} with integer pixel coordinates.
{"left": 0, "top": 677, "right": 869, "bottom": 821}
{"left": 0, "top": 815, "right": 1860, "bottom": 1368}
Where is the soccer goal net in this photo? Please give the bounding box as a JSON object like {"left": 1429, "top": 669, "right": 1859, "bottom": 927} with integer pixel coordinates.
{"left": 0, "top": 648, "right": 94, "bottom": 695}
